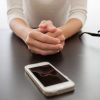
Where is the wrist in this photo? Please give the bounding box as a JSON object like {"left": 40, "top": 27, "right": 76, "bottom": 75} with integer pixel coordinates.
{"left": 21, "top": 27, "right": 33, "bottom": 42}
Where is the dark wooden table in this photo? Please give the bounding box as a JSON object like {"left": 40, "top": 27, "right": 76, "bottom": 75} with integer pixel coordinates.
{"left": 0, "top": 29, "right": 100, "bottom": 100}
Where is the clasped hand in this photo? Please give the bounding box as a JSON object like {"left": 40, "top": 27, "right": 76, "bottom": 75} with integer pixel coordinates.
{"left": 25, "top": 20, "right": 65, "bottom": 55}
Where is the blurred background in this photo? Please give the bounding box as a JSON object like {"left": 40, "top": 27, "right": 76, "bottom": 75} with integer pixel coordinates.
{"left": 0, "top": 0, "right": 100, "bottom": 33}
{"left": 0, "top": 0, "right": 9, "bottom": 29}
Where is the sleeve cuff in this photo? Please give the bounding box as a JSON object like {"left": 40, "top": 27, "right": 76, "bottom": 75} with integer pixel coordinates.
{"left": 67, "top": 14, "right": 87, "bottom": 26}
{"left": 7, "top": 9, "right": 29, "bottom": 25}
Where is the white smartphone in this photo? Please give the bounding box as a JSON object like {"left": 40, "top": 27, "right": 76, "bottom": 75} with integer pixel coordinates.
{"left": 25, "top": 62, "right": 75, "bottom": 97}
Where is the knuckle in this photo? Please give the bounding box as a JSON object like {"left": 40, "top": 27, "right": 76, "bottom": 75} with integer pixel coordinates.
{"left": 25, "top": 37, "right": 30, "bottom": 44}
{"left": 42, "top": 20, "right": 46, "bottom": 23}
{"left": 62, "top": 35, "right": 65, "bottom": 41}
{"left": 40, "top": 51, "right": 47, "bottom": 56}
{"left": 30, "top": 49, "right": 36, "bottom": 54}
{"left": 59, "top": 35, "right": 65, "bottom": 41}
{"left": 25, "top": 32, "right": 33, "bottom": 44}
{"left": 47, "top": 20, "right": 53, "bottom": 24}
{"left": 27, "top": 46, "right": 31, "bottom": 50}
{"left": 28, "top": 32, "right": 33, "bottom": 37}
{"left": 47, "top": 20, "right": 50, "bottom": 22}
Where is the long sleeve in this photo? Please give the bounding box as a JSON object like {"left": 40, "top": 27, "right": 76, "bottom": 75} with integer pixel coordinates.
{"left": 68, "top": 0, "right": 87, "bottom": 25}
{"left": 7, "top": 0, "right": 28, "bottom": 24}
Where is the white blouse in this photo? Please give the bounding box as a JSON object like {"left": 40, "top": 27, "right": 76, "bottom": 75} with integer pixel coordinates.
{"left": 7, "top": 0, "right": 87, "bottom": 28}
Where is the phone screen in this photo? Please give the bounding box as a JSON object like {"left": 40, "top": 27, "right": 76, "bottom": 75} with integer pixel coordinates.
{"left": 29, "top": 65, "right": 68, "bottom": 87}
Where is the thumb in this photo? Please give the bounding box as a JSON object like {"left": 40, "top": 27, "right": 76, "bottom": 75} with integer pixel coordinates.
{"left": 46, "top": 20, "right": 57, "bottom": 33}
{"left": 38, "top": 20, "right": 48, "bottom": 33}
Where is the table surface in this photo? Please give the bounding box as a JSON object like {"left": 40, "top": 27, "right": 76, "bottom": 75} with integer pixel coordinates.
{"left": 0, "top": 29, "right": 100, "bottom": 100}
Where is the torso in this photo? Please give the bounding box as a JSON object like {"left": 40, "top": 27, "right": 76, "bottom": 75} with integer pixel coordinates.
{"left": 23, "top": 0, "right": 70, "bottom": 27}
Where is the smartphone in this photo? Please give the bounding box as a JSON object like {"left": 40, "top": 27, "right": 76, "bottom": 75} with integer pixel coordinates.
{"left": 25, "top": 62, "right": 75, "bottom": 97}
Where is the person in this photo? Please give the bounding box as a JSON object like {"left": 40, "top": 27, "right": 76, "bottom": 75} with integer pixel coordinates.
{"left": 7, "top": 0, "right": 87, "bottom": 55}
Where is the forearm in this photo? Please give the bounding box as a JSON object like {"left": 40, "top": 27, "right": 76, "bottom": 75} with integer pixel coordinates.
{"left": 9, "top": 18, "right": 33, "bottom": 42}
{"left": 59, "top": 18, "right": 82, "bottom": 39}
